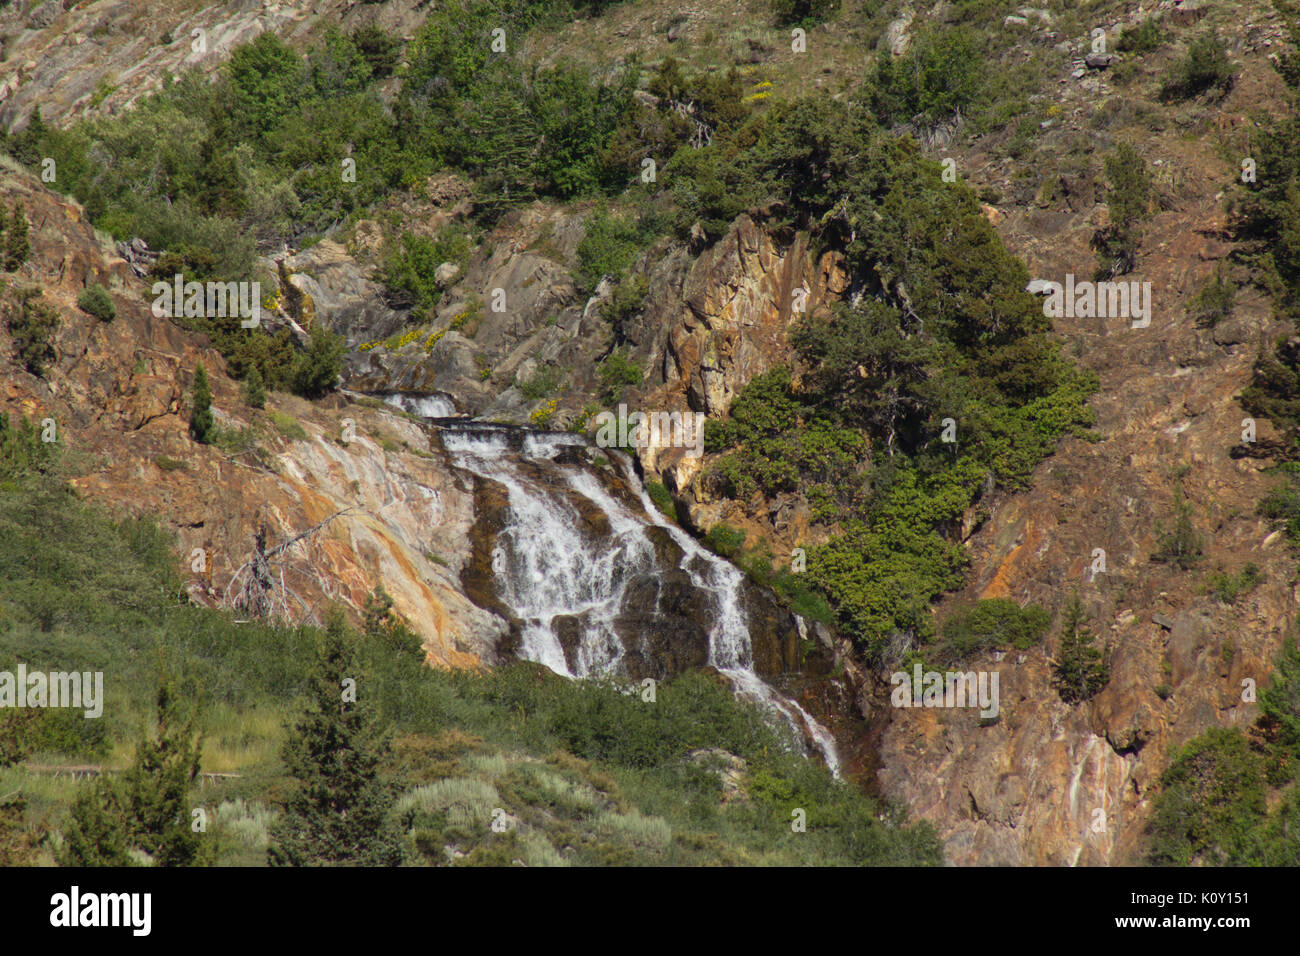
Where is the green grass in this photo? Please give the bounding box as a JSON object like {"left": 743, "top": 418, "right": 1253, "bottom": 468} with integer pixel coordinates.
{"left": 267, "top": 410, "right": 308, "bottom": 441}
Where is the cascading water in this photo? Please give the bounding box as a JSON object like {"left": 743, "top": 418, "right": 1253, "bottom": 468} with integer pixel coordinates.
{"left": 381, "top": 392, "right": 459, "bottom": 419}
{"left": 437, "top": 419, "right": 840, "bottom": 775}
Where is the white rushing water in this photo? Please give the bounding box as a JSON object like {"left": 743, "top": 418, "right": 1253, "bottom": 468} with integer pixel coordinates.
{"left": 382, "top": 392, "right": 458, "bottom": 419}
{"left": 439, "top": 424, "right": 841, "bottom": 775}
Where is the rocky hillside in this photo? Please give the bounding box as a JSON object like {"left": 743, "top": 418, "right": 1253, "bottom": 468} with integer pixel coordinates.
{"left": 4, "top": 0, "right": 1299, "bottom": 866}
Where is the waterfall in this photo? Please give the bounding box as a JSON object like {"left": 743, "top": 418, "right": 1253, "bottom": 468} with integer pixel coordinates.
{"left": 438, "top": 422, "right": 840, "bottom": 775}
{"left": 381, "top": 392, "right": 459, "bottom": 419}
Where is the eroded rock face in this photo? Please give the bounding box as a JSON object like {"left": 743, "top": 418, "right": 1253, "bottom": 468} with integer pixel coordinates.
{"left": 0, "top": 169, "right": 506, "bottom": 668}
{"left": 0, "top": 0, "right": 434, "bottom": 129}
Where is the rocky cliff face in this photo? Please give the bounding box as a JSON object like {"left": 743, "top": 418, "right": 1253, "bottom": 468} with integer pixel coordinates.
{"left": 0, "top": 0, "right": 432, "bottom": 130}
{"left": 1, "top": 167, "right": 505, "bottom": 668}
{"left": 7, "top": 0, "right": 1298, "bottom": 866}
{"left": 869, "top": 3, "right": 1298, "bottom": 865}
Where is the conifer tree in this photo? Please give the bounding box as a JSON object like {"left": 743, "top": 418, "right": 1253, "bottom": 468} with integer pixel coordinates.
{"left": 241, "top": 364, "right": 266, "bottom": 409}
{"left": 121, "top": 682, "right": 210, "bottom": 866}
{"left": 58, "top": 682, "right": 212, "bottom": 866}
{"left": 4, "top": 202, "right": 30, "bottom": 272}
{"left": 1053, "top": 591, "right": 1110, "bottom": 703}
{"left": 268, "top": 611, "right": 405, "bottom": 866}
{"left": 190, "top": 363, "right": 215, "bottom": 443}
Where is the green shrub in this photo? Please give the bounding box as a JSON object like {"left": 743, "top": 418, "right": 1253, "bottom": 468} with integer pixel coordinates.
{"left": 1116, "top": 18, "right": 1165, "bottom": 54}
{"left": 704, "top": 522, "right": 747, "bottom": 558}
{"left": 76, "top": 284, "right": 116, "bottom": 322}
{"left": 1146, "top": 727, "right": 1266, "bottom": 865}
{"left": 1151, "top": 491, "right": 1203, "bottom": 570}
{"left": 1207, "top": 563, "right": 1263, "bottom": 604}
{"left": 936, "top": 599, "right": 1051, "bottom": 663}
{"left": 517, "top": 365, "right": 563, "bottom": 401}
{"left": 599, "top": 274, "right": 647, "bottom": 333}
{"left": 1187, "top": 264, "right": 1236, "bottom": 328}
{"left": 596, "top": 349, "right": 642, "bottom": 404}
{"left": 1164, "top": 31, "right": 1233, "bottom": 99}
{"left": 576, "top": 210, "right": 651, "bottom": 292}
{"left": 645, "top": 480, "right": 678, "bottom": 522}
{"left": 871, "top": 27, "right": 984, "bottom": 126}
{"left": 770, "top": 0, "right": 837, "bottom": 28}
{"left": 268, "top": 410, "right": 308, "bottom": 441}
{"left": 378, "top": 227, "right": 474, "bottom": 313}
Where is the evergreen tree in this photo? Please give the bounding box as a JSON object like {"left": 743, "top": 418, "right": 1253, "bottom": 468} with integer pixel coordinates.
{"left": 57, "top": 683, "right": 211, "bottom": 867}
{"left": 1053, "top": 591, "right": 1110, "bottom": 703}
{"left": 241, "top": 364, "right": 266, "bottom": 409}
{"left": 57, "top": 779, "right": 133, "bottom": 867}
{"left": 8, "top": 109, "right": 46, "bottom": 167}
{"left": 268, "top": 611, "right": 405, "bottom": 866}
{"left": 120, "top": 682, "right": 210, "bottom": 866}
{"left": 190, "top": 363, "right": 215, "bottom": 443}
{"left": 289, "top": 324, "right": 344, "bottom": 398}
{"left": 1092, "top": 143, "right": 1151, "bottom": 278}
{"left": 4, "top": 202, "right": 30, "bottom": 272}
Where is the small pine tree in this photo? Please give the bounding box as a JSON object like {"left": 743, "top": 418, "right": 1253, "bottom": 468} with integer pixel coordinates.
{"left": 120, "top": 682, "right": 211, "bottom": 866}
{"left": 4, "top": 202, "right": 30, "bottom": 272}
{"left": 9, "top": 109, "right": 47, "bottom": 167}
{"left": 57, "top": 683, "right": 211, "bottom": 867}
{"left": 190, "top": 363, "right": 215, "bottom": 443}
{"left": 1092, "top": 143, "right": 1151, "bottom": 278}
{"left": 268, "top": 611, "right": 405, "bottom": 866}
{"left": 241, "top": 364, "right": 266, "bottom": 408}
{"left": 1053, "top": 592, "right": 1110, "bottom": 703}
{"left": 7, "top": 287, "right": 59, "bottom": 376}
{"left": 289, "top": 325, "right": 344, "bottom": 398}
{"left": 57, "top": 779, "right": 134, "bottom": 867}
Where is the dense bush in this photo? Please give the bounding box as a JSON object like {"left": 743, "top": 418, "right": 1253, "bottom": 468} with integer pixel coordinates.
{"left": 1146, "top": 727, "right": 1266, "bottom": 865}
{"left": 1116, "top": 18, "right": 1165, "bottom": 54}
{"left": 1163, "top": 31, "right": 1234, "bottom": 99}
{"left": 870, "top": 27, "right": 984, "bottom": 126}
{"left": 76, "top": 284, "right": 116, "bottom": 322}
{"left": 1146, "top": 635, "right": 1300, "bottom": 865}
{"left": 770, "top": 0, "right": 838, "bottom": 28}
{"left": 1187, "top": 264, "right": 1236, "bottom": 328}
{"left": 936, "top": 599, "right": 1051, "bottom": 664}
{"left": 378, "top": 227, "right": 474, "bottom": 315}
{"left": 596, "top": 348, "right": 643, "bottom": 405}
